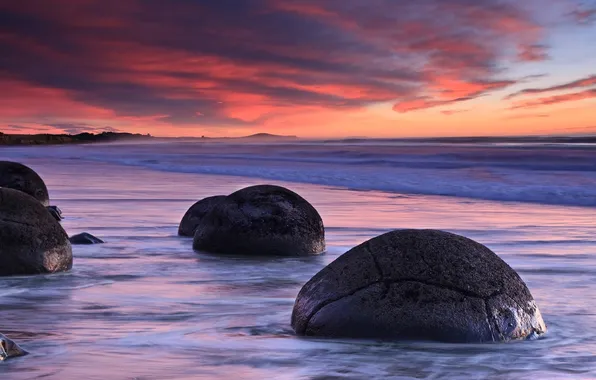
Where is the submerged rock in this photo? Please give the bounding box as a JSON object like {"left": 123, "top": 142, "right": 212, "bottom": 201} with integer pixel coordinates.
{"left": 69, "top": 232, "right": 104, "bottom": 245}
{"left": 0, "top": 161, "right": 50, "bottom": 206}
{"left": 178, "top": 195, "right": 226, "bottom": 237}
{"left": 0, "top": 333, "right": 28, "bottom": 360}
{"left": 292, "top": 229, "right": 546, "bottom": 343}
{"left": 193, "top": 185, "right": 325, "bottom": 256}
{"left": 0, "top": 188, "right": 73, "bottom": 276}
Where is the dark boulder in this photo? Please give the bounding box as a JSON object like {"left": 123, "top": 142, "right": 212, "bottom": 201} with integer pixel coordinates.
{"left": 178, "top": 195, "right": 226, "bottom": 237}
{"left": 0, "top": 188, "right": 72, "bottom": 276}
{"left": 69, "top": 232, "right": 104, "bottom": 245}
{"left": 292, "top": 229, "right": 546, "bottom": 343}
{"left": 0, "top": 161, "right": 50, "bottom": 206}
{"left": 193, "top": 185, "right": 325, "bottom": 256}
{"left": 0, "top": 333, "right": 28, "bottom": 360}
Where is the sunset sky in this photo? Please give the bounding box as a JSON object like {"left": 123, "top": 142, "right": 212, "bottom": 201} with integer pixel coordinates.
{"left": 1, "top": 0, "right": 595, "bottom": 138}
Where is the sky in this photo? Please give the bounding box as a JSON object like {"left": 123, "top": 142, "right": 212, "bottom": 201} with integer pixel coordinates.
{"left": 1, "top": 0, "right": 596, "bottom": 138}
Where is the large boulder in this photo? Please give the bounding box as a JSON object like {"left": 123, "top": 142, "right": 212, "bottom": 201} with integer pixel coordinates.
{"left": 0, "top": 161, "right": 50, "bottom": 206}
{"left": 0, "top": 333, "right": 28, "bottom": 360}
{"left": 193, "top": 185, "right": 325, "bottom": 256}
{"left": 0, "top": 188, "right": 73, "bottom": 276}
{"left": 178, "top": 195, "right": 226, "bottom": 237}
{"left": 292, "top": 229, "right": 546, "bottom": 343}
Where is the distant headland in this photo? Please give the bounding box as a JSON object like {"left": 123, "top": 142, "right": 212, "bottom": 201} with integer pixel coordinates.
{"left": 0, "top": 132, "right": 298, "bottom": 146}
{"left": 0, "top": 132, "right": 152, "bottom": 146}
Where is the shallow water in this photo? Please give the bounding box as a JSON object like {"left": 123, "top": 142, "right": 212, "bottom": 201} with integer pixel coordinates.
{"left": 0, "top": 145, "right": 595, "bottom": 379}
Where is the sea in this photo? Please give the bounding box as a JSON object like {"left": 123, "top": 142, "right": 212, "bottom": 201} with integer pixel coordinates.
{"left": 0, "top": 139, "right": 595, "bottom": 379}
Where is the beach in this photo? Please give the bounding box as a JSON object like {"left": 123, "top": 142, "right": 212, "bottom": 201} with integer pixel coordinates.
{"left": 0, "top": 141, "right": 595, "bottom": 379}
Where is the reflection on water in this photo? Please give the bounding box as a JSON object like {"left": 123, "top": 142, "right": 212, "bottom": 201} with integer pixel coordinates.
{"left": 0, "top": 159, "right": 595, "bottom": 379}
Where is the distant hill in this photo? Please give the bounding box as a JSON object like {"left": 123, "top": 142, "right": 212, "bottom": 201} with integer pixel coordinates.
{"left": 236, "top": 133, "right": 298, "bottom": 140}
{"left": 0, "top": 132, "right": 152, "bottom": 146}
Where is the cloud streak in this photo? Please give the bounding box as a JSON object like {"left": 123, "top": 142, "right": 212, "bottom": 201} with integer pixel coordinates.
{"left": 511, "top": 88, "right": 596, "bottom": 109}
{"left": 505, "top": 74, "right": 596, "bottom": 99}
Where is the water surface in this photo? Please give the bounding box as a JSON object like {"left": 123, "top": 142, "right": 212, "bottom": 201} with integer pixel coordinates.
{"left": 0, "top": 143, "right": 595, "bottom": 379}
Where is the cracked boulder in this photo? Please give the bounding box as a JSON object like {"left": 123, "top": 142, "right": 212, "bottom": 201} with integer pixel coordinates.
{"left": 0, "top": 161, "right": 50, "bottom": 206}
{"left": 291, "top": 229, "right": 546, "bottom": 343}
{"left": 193, "top": 185, "right": 325, "bottom": 256}
{"left": 178, "top": 195, "right": 226, "bottom": 237}
{"left": 0, "top": 188, "right": 73, "bottom": 276}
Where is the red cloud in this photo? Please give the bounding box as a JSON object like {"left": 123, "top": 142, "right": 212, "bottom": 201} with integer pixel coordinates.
{"left": 511, "top": 88, "right": 596, "bottom": 109}
{"left": 503, "top": 113, "right": 550, "bottom": 120}
{"left": 505, "top": 74, "right": 596, "bottom": 99}
{"left": 571, "top": 8, "right": 596, "bottom": 24}
{"left": 0, "top": 77, "right": 114, "bottom": 119}
{"left": 441, "top": 109, "right": 470, "bottom": 116}
{"left": 517, "top": 44, "right": 549, "bottom": 62}
{"left": 393, "top": 77, "right": 514, "bottom": 112}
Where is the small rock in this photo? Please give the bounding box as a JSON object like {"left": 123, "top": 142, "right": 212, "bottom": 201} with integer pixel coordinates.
{"left": 46, "top": 205, "right": 63, "bottom": 221}
{"left": 69, "top": 232, "right": 104, "bottom": 245}
{"left": 0, "top": 333, "right": 28, "bottom": 360}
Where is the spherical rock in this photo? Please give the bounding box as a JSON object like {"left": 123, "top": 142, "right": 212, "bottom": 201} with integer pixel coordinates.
{"left": 0, "top": 188, "right": 72, "bottom": 276}
{"left": 69, "top": 232, "right": 104, "bottom": 245}
{"left": 193, "top": 185, "right": 325, "bottom": 256}
{"left": 0, "top": 161, "right": 50, "bottom": 206}
{"left": 292, "top": 229, "right": 546, "bottom": 343}
{"left": 178, "top": 195, "right": 226, "bottom": 237}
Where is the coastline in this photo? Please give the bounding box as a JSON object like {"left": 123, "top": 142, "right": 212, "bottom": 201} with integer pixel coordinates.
{"left": 2, "top": 131, "right": 596, "bottom": 147}
{"left": 0, "top": 132, "right": 152, "bottom": 146}
{"left": 0, "top": 132, "right": 298, "bottom": 146}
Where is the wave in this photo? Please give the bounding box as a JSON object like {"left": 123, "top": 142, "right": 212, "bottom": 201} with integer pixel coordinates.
{"left": 2, "top": 142, "right": 596, "bottom": 207}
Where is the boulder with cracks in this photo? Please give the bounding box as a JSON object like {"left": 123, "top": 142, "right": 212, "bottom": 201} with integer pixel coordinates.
{"left": 193, "top": 185, "right": 325, "bottom": 256}
{"left": 291, "top": 229, "right": 546, "bottom": 343}
{"left": 0, "top": 188, "right": 73, "bottom": 276}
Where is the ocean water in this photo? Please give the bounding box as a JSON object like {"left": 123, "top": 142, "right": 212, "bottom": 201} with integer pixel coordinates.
{"left": 0, "top": 141, "right": 595, "bottom": 379}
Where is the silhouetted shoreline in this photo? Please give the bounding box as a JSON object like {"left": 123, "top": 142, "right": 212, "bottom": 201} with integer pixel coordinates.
{"left": 0, "top": 132, "right": 152, "bottom": 146}
{"left": 0, "top": 132, "right": 298, "bottom": 146}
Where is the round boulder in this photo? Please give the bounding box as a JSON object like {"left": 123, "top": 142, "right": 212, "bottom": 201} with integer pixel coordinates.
{"left": 178, "top": 195, "right": 226, "bottom": 237}
{"left": 0, "top": 188, "right": 72, "bottom": 276}
{"left": 0, "top": 161, "right": 50, "bottom": 206}
{"left": 292, "top": 229, "right": 546, "bottom": 343}
{"left": 193, "top": 185, "right": 325, "bottom": 256}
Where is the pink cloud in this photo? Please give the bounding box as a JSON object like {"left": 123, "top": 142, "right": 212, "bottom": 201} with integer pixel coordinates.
{"left": 511, "top": 88, "right": 596, "bottom": 109}
{"left": 517, "top": 44, "right": 549, "bottom": 62}
{"left": 505, "top": 74, "right": 596, "bottom": 99}
{"left": 441, "top": 109, "right": 470, "bottom": 116}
